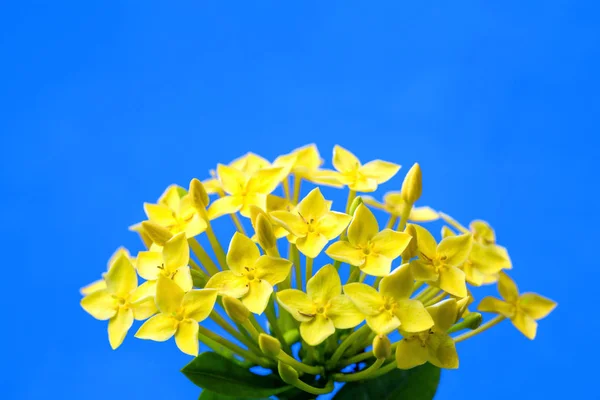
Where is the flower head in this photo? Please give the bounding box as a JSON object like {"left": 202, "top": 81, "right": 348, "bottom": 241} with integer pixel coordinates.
{"left": 326, "top": 204, "right": 412, "bottom": 276}
{"left": 344, "top": 264, "right": 433, "bottom": 334}
{"left": 271, "top": 188, "right": 352, "bottom": 258}
{"left": 206, "top": 233, "right": 292, "bottom": 314}
{"left": 80, "top": 252, "right": 157, "bottom": 349}
{"left": 478, "top": 272, "right": 556, "bottom": 339}
{"left": 135, "top": 277, "right": 218, "bottom": 355}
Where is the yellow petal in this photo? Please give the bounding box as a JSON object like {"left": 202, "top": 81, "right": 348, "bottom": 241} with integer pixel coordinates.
{"left": 343, "top": 283, "right": 383, "bottom": 315}
{"left": 347, "top": 204, "right": 379, "bottom": 246}
{"left": 207, "top": 196, "right": 244, "bottom": 219}
{"left": 325, "top": 241, "right": 365, "bottom": 267}
{"left": 327, "top": 295, "right": 364, "bottom": 329}
{"left": 427, "top": 334, "right": 459, "bottom": 369}
{"left": 437, "top": 233, "right": 473, "bottom": 267}
{"left": 255, "top": 256, "right": 292, "bottom": 286}
{"left": 438, "top": 266, "right": 467, "bottom": 298}
{"left": 277, "top": 289, "right": 316, "bottom": 322}
{"left": 184, "top": 213, "right": 208, "bottom": 238}
{"left": 512, "top": 312, "right": 538, "bottom": 339}
{"left": 163, "top": 233, "right": 189, "bottom": 272}
{"left": 394, "top": 299, "right": 434, "bottom": 333}
{"left": 217, "top": 164, "right": 247, "bottom": 195}
{"left": 361, "top": 254, "right": 393, "bottom": 276}
{"left": 144, "top": 203, "right": 177, "bottom": 227}
{"left": 332, "top": 145, "right": 361, "bottom": 173}
{"left": 426, "top": 299, "right": 458, "bottom": 332}
{"left": 80, "top": 290, "right": 118, "bottom": 320}
{"left": 498, "top": 272, "right": 519, "bottom": 303}
{"left": 361, "top": 195, "right": 387, "bottom": 211}
{"left": 292, "top": 143, "right": 322, "bottom": 170}
{"left": 469, "top": 242, "right": 510, "bottom": 274}
{"left": 173, "top": 266, "right": 193, "bottom": 292}
{"left": 317, "top": 212, "right": 352, "bottom": 239}
{"left": 300, "top": 314, "right": 335, "bottom": 346}
{"left": 182, "top": 288, "right": 218, "bottom": 321}
{"left": 297, "top": 188, "right": 330, "bottom": 220}
{"left": 296, "top": 233, "right": 329, "bottom": 258}
{"left": 159, "top": 185, "right": 185, "bottom": 209}
{"left": 136, "top": 251, "right": 163, "bottom": 281}
{"left": 367, "top": 311, "right": 400, "bottom": 335}
{"left": 395, "top": 337, "right": 428, "bottom": 369}
{"left": 270, "top": 211, "right": 307, "bottom": 237}
{"left": 240, "top": 193, "right": 268, "bottom": 217}
{"left": 441, "top": 226, "right": 456, "bottom": 239}
{"left": 518, "top": 293, "right": 557, "bottom": 320}
{"left": 246, "top": 167, "right": 285, "bottom": 194}
{"left": 409, "top": 224, "right": 438, "bottom": 260}
{"left": 410, "top": 260, "right": 438, "bottom": 282}
{"left": 156, "top": 276, "right": 184, "bottom": 314}
{"left": 203, "top": 178, "right": 221, "bottom": 195}
{"left": 241, "top": 280, "right": 273, "bottom": 314}
{"left": 478, "top": 297, "right": 514, "bottom": 318}
{"left": 304, "top": 169, "right": 344, "bottom": 187}
{"left": 371, "top": 229, "right": 412, "bottom": 259}
{"left": 470, "top": 220, "right": 496, "bottom": 244}
{"left": 231, "top": 152, "right": 271, "bottom": 173}
{"left": 108, "top": 307, "right": 134, "bottom": 349}
{"left": 206, "top": 271, "right": 249, "bottom": 298}
{"left": 307, "top": 265, "right": 341, "bottom": 305}
{"left": 108, "top": 247, "right": 132, "bottom": 269}
{"left": 380, "top": 263, "right": 414, "bottom": 300}
{"left": 135, "top": 314, "right": 178, "bottom": 341}
{"left": 409, "top": 206, "right": 439, "bottom": 222}
{"left": 175, "top": 319, "right": 200, "bottom": 356}
{"left": 80, "top": 279, "right": 106, "bottom": 296}
{"left": 131, "top": 297, "right": 158, "bottom": 320}
{"left": 227, "top": 232, "right": 261, "bottom": 274}
{"left": 347, "top": 176, "right": 378, "bottom": 192}
{"left": 105, "top": 253, "right": 137, "bottom": 297}
{"left": 463, "top": 262, "right": 487, "bottom": 286}
{"left": 359, "top": 160, "right": 401, "bottom": 184}
{"left": 129, "top": 280, "right": 157, "bottom": 304}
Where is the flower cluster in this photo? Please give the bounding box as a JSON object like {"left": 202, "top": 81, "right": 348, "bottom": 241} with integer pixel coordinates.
{"left": 80, "top": 144, "right": 556, "bottom": 396}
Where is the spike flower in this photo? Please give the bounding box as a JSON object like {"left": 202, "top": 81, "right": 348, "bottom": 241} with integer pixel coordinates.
{"left": 80, "top": 144, "right": 556, "bottom": 399}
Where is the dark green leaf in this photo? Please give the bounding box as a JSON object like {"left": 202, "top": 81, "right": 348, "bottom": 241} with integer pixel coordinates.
{"left": 199, "top": 389, "right": 270, "bottom": 400}
{"left": 182, "top": 352, "right": 290, "bottom": 398}
{"left": 333, "top": 363, "right": 441, "bottom": 400}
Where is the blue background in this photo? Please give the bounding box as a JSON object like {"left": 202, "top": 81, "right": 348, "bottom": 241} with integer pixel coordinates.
{"left": 1, "top": 1, "right": 595, "bottom": 399}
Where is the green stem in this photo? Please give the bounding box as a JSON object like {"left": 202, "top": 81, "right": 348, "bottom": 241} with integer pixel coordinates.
{"left": 396, "top": 201, "right": 413, "bottom": 232}
{"left": 424, "top": 291, "right": 447, "bottom": 306}
{"left": 373, "top": 276, "right": 382, "bottom": 289}
{"left": 189, "top": 259, "right": 209, "bottom": 277}
{"left": 305, "top": 256, "right": 313, "bottom": 285}
{"left": 292, "top": 176, "right": 302, "bottom": 205}
{"left": 283, "top": 176, "right": 291, "bottom": 200}
{"left": 346, "top": 266, "right": 361, "bottom": 284}
{"left": 366, "top": 360, "right": 397, "bottom": 380}
{"left": 205, "top": 223, "right": 228, "bottom": 270}
{"left": 386, "top": 215, "right": 399, "bottom": 229}
{"left": 420, "top": 288, "right": 441, "bottom": 304}
{"left": 333, "top": 358, "right": 385, "bottom": 382}
{"left": 197, "top": 325, "right": 272, "bottom": 368}
{"left": 278, "top": 351, "right": 323, "bottom": 375}
{"left": 454, "top": 315, "right": 506, "bottom": 343}
{"left": 345, "top": 190, "right": 357, "bottom": 214}
{"left": 290, "top": 379, "right": 334, "bottom": 396}
{"left": 197, "top": 330, "right": 253, "bottom": 368}
{"left": 265, "top": 296, "right": 291, "bottom": 354}
{"left": 291, "top": 244, "right": 303, "bottom": 290}
{"left": 188, "top": 238, "right": 220, "bottom": 276}
{"left": 329, "top": 325, "right": 370, "bottom": 367}
{"left": 229, "top": 213, "right": 247, "bottom": 235}
{"left": 210, "top": 312, "right": 261, "bottom": 354}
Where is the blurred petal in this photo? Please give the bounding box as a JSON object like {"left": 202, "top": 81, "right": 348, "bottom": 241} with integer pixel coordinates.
{"left": 129, "top": 280, "right": 157, "bottom": 304}
{"left": 108, "top": 307, "right": 134, "bottom": 349}
{"left": 328, "top": 295, "right": 364, "bottom": 329}
{"left": 131, "top": 297, "right": 158, "bottom": 320}
{"left": 512, "top": 312, "right": 538, "bottom": 339}
{"left": 437, "top": 233, "right": 473, "bottom": 267}
{"left": 498, "top": 272, "right": 519, "bottom": 303}
{"left": 333, "top": 145, "right": 360, "bottom": 173}
{"left": 477, "top": 297, "right": 514, "bottom": 318}
{"left": 519, "top": 293, "right": 557, "bottom": 320}
{"left": 183, "top": 213, "right": 208, "bottom": 238}
{"left": 217, "top": 164, "right": 247, "bottom": 195}
{"left": 207, "top": 196, "right": 243, "bottom": 219}
{"left": 80, "top": 279, "right": 106, "bottom": 296}
{"left": 317, "top": 212, "right": 352, "bottom": 239}
{"left": 135, "top": 314, "right": 178, "bottom": 341}
{"left": 409, "top": 206, "right": 439, "bottom": 222}
{"left": 347, "top": 204, "right": 379, "bottom": 246}
{"left": 359, "top": 160, "right": 401, "bottom": 183}
{"left": 144, "top": 203, "right": 177, "bottom": 227}
{"left": 246, "top": 167, "right": 285, "bottom": 194}
{"left": 300, "top": 315, "right": 335, "bottom": 346}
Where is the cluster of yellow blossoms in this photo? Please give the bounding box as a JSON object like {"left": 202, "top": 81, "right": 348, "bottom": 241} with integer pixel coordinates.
{"left": 80, "top": 144, "right": 556, "bottom": 395}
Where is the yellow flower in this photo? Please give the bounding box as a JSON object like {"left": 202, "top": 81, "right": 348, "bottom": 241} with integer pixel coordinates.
{"left": 135, "top": 276, "right": 218, "bottom": 356}
{"left": 249, "top": 196, "right": 295, "bottom": 241}
{"left": 206, "top": 233, "right": 292, "bottom": 314}
{"left": 478, "top": 272, "right": 556, "bottom": 339}
{"left": 80, "top": 252, "right": 157, "bottom": 349}
{"left": 395, "top": 299, "right": 461, "bottom": 370}
{"left": 142, "top": 185, "right": 207, "bottom": 238}
{"left": 134, "top": 232, "right": 193, "bottom": 301}
{"left": 207, "top": 164, "right": 286, "bottom": 219}
{"left": 325, "top": 204, "right": 412, "bottom": 276}
{"left": 203, "top": 152, "right": 272, "bottom": 195}
{"left": 344, "top": 264, "right": 433, "bottom": 334}
{"left": 277, "top": 265, "right": 363, "bottom": 345}
{"left": 80, "top": 247, "right": 132, "bottom": 296}
{"left": 330, "top": 145, "right": 401, "bottom": 192}
{"left": 442, "top": 226, "right": 510, "bottom": 286}
{"left": 270, "top": 188, "right": 352, "bottom": 258}
{"left": 408, "top": 224, "right": 472, "bottom": 298}
{"left": 273, "top": 144, "right": 342, "bottom": 187}
{"left": 363, "top": 192, "right": 439, "bottom": 222}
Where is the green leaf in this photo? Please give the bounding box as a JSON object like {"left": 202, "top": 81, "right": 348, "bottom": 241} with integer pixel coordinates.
{"left": 198, "top": 389, "right": 270, "bottom": 400}
{"left": 182, "top": 352, "right": 290, "bottom": 398}
{"left": 333, "top": 363, "right": 441, "bottom": 400}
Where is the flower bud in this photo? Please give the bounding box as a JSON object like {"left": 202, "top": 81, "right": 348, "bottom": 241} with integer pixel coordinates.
{"left": 190, "top": 269, "right": 207, "bottom": 288}
{"left": 372, "top": 335, "right": 391, "bottom": 359}
{"left": 222, "top": 296, "right": 249, "bottom": 324}
{"left": 463, "top": 312, "right": 483, "bottom": 330}
{"left": 256, "top": 213, "right": 276, "bottom": 251}
{"left": 277, "top": 361, "right": 299, "bottom": 384}
{"left": 400, "top": 163, "right": 422, "bottom": 205}
{"left": 349, "top": 196, "right": 364, "bottom": 216}
{"left": 401, "top": 224, "right": 418, "bottom": 260}
{"left": 141, "top": 221, "right": 173, "bottom": 246}
{"left": 258, "top": 333, "right": 282, "bottom": 357}
{"left": 189, "top": 178, "right": 209, "bottom": 209}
